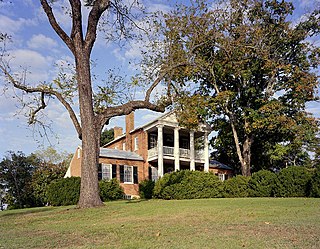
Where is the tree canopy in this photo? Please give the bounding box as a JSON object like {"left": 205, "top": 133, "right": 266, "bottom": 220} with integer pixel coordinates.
{"left": 162, "top": 0, "right": 320, "bottom": 175}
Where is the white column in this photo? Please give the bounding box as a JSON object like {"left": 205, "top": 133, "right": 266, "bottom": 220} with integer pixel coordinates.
{"left": 174, "top": 127, "right": 180, "bottom": 171}
{"left": 157, "top": 125, "right": 164, "bottom": 177}
{"left": 190, "top": 130, "right": 195, "bottom": 171}
{"left": 204, "top": 131, "right": 209, "bottom": 172}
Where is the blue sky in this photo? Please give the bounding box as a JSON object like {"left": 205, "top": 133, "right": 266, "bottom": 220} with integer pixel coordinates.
{"left": 0, "top": 0, "right": 319, "bottom": 158}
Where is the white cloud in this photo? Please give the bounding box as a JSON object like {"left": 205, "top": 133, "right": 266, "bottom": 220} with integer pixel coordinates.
{"left": 0, "top": 14, "right": 37, "bottom": 36}
{"left": 27, "top": 34, "right": 58, "bottom": 50}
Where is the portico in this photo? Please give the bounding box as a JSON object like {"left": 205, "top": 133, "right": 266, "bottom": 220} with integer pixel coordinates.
{"left": 144, "top": 112, "right": 211, "bottom": 178}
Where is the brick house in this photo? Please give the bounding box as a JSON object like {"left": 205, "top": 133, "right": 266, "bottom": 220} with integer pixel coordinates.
{"left": 66, "top": 111, "right": 233, "bottom": 198}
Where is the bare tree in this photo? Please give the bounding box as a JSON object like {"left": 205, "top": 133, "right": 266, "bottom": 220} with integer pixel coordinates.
{"left": 0, "top": 0, "right": 178, "bottom": 208}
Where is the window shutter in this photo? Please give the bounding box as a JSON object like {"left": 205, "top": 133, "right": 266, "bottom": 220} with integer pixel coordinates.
{"left": 112, "top": 164, "right": 117, "bottom": 179}
{"left": 120, "top": 165, "right": 124, "bottom": 183}
{"left": 98, "top": 163, "right": 102, "bottom": 181}
{"left": 133, "top": 166, "right": 138, "bottom": 184}
{"left": 148, "top": 167, "right": 152, "bottom": 180}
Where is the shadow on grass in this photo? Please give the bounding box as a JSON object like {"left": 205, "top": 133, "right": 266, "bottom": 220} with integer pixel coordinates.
{"left": 124, "top": 199, "right": 150, "bottom": 204}
{"left": 0, "top": 206, "right": 58, "bottom": 217}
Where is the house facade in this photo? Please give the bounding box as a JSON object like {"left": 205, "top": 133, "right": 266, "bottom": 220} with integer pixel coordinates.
{"left": 66, "top": 111, "right": 233, "bottom": 198}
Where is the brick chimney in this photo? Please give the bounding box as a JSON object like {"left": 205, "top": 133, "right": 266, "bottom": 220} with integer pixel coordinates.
{"left": 113, "top": 127, "right": 123, "bottom": 139}
{"left": 125, "top": 112, "right": 134, "bottom": 151}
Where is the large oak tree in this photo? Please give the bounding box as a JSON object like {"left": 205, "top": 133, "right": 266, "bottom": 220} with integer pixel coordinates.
{"left": 0, "top": 0, "right": 179, "bottom": 208}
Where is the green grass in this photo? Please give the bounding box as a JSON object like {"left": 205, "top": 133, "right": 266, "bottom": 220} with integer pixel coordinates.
{"left": 0, "top": 198, "right": 319, "bottom": 249}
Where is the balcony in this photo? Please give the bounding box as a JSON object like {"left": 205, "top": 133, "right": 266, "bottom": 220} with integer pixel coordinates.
{"left": 148, "top": 146, "right": 205, "bottom": 161}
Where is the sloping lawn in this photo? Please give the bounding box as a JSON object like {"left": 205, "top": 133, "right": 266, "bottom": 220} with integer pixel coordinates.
{"left": 0, "top": 198, "right": 319, "bottom": 249}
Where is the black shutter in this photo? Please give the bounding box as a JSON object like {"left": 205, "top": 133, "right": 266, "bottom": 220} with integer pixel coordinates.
{"left": 133, "top": 166, "right": 138, "bottom": 184}
{"left": 112, "top": 164, "right": 117, "bottom": 179}
{"left": 98, "top": 163, "right": 102, "bottom": 181}
{"left": 148, "top": 167, "right": 152, "bottom": 180}
{"left": 120, "top": 165, "right": 124, "bottom": 183}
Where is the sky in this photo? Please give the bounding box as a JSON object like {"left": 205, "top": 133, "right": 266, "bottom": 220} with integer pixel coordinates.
{"left": 0, "top": 0, "right": 319, "bottom": 159}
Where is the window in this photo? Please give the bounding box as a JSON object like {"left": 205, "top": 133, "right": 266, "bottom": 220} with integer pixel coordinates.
{"left": 98, "top": 164, "right": 117, "bottom": 181}
{"left": 77, "top": 148, "right": 81, "bottom": 159}
{"left": 149, "top": 133, "right": 157, "bottom": 149}
{"left": 134, "top": 137, "right": 138, "bottom": 151}
{"left": 122, "top": 142, "right": 126, "bottom": 150}
{"left": 120, "top": 165, "right": 138, "bottom": 184}
{"left": 115, "top": 146, "right": 118, "bottom": 150}
{"left": 149, "top": 166, "right": 158, "bottom": 181}
{"left": 102, "top": 164, "right": 112, "bottom": 180}
{"left": 218, "top": 173, "right": 226, "bottom": 181}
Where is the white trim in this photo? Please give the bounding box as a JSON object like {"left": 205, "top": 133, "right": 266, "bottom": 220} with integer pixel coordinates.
{"left": 124, "top": 165, "right": 134, "bottom": 184}
{"left": 134, "top": 137, "right": 139, "bottom": 151}
{"left": 102, "top": 163, "right": 112, "bottom": 180}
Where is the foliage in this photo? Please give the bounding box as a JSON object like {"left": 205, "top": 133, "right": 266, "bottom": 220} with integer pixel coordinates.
{"left": 100, "top": 128, "right": 114, "bottom": 146}
{"left": 46, "top": 177, "right": 81, "bottom": 206}
{"left": 248, "top": 170, "right": 278, "bottom": 197}
{"left": 163, "top": 0, "right": 320, "bottom": 175}
{"left": 0, "top": 151, "right": 38, "bottom": 209}
{"left": 309, "top": 166, "right": 320, "bottom": 197}
{"left": 30, "top": 164, "right": 66, "bottom": 205}
{"left": 99, "top": 178, "right": 124, "bottom": 201}
{"left": 139, "top": 179, "right": 155, "bottom": 199}
{"left": 274, "top": 166, "right": 312, "bottom": 197}
{"left": 223, "top": 175, "right": 250, "bottom": 198}
{"left": 153, "top": 170, "right": 223, "bottom": 200}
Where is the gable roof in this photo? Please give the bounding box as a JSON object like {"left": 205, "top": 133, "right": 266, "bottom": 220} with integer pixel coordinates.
{"left": 99, "top": 148, "right": 143, "bottom": 161}
{"left": 209, "top": 160, "right": 233, "bottom": 170}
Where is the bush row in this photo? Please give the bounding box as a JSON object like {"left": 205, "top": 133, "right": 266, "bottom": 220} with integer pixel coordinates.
{"left": 46, "top": 177, "right": 124, "bottom": 206}
{"left": 139, "top": 166, "right": 320, "bottom": 200}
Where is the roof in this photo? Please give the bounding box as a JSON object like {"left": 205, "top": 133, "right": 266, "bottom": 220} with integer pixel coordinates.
{"left": 209, "top": 160, "right": 233, "bottom": 170}
{"left": 99, "top": 148, "right": 144, "bottom": 161}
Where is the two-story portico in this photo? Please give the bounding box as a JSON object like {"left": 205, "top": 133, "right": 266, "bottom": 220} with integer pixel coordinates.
{"left": 143, "top": 112, "right": 211, "bottom": 178}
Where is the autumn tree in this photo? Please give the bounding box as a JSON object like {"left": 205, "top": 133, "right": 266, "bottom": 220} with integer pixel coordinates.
{"left": 0, "top": 1, "right": 179, "bottom": 208}
{"left": 162, "top": 0, "right": 320, "bottom": 175}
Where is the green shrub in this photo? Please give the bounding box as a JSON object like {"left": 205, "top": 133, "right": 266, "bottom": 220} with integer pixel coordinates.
{"left": 47, "top": 177, "right": 80, "bottom": 206}
{"left": 248, "top": 170, "right": 278, "bottom": 197}
{"left": 274, "top": 166, "right": 312, "bottom": 197}
{"left": 139, "top": 179, "right": 155, "bottom": 199}
{"left": 99, "top": 178, "right": 124, "bottom": 201}
{"left": 223, "top": 175, "right": 250, "bottom": 198}
{"left": 310, "top": 167, "right": 320, "bottom": 197}
{"left": 153, "top": 170, "right": 223, "bottom": 200}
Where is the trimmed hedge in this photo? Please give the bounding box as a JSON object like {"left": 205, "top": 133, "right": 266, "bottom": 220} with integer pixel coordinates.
{"left": 248, "top": 170, "right": 278, "bottom": 197}
{"left": 139, "top": 179, "right": 155, "bottom": 199}
{"left": 153, "top": 170, "right": 223, "bottom": 200}
{"left": 274, "top": 166, "right": 312, "bottom": 197}
{"left": 47, "top": 177, "right": 80, "bottom": 206}
{"left": 99, "top": 178, "right": 124, "bottom": 201}
{"left": 309, "top": 166, "right": 320, "bottom": 197}
{"left": 223, "top": 175, "right": 250, "bottom": 198}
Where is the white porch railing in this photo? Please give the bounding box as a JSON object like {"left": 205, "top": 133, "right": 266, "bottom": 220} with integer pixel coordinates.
{"left": 163, "top": 146, "right": 174, "bottom": 156}
{"left": 148, "top": 146, "right": 204, "bottom": 160}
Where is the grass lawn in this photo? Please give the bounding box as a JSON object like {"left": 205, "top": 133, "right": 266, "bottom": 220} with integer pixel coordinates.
{"left": 0, "top": 198, "right": 319, "bottom": 249}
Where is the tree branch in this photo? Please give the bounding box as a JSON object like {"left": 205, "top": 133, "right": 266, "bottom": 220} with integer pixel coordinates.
{"left": 85, "top": 0, "right": 111, "bottom": 53}
{"left": 40, "top": 0, "right": 75, "bottom": 54}
{"left": 0, "top": 64, "right": 82, "bottom": 139}
{"left": 69, "top": 0, "right": 83, "bottom": 42}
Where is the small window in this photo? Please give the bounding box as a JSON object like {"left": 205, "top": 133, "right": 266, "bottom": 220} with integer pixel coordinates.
{"left": 134, "top": 137, "right": 138, "bottom": 151}
{"left": 115, "top": 146, "right": 118, "bottom": 150}
{"left": 218, "top": 173, "right": 225, "bottom": 181}
{"left": 149, "top": 166, "right": 158, "bottom": 181}
{"left": 149, "top": 134, "right": 157, "bottom": 149}
{"left": 120, "top": 165, "right": 138, "bottom": 184}
{"left": 102, "top": 164, "right": 112, "bottom": 180}
{"left": 77, "top": 149, "right": 81, "bottom": 159}
{"left": 122, "top": 142, "right": 126, "bottom": 150}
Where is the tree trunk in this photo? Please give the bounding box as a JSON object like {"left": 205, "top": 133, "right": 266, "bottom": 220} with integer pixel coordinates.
{"left": 229, "top": 116, "right": 252, "bottom": 176}
{"left": 241, "top": 135, "right": 253, "bottom": 176}
{"left": 75, "top": 49, "right": 103, "bottom": 208}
